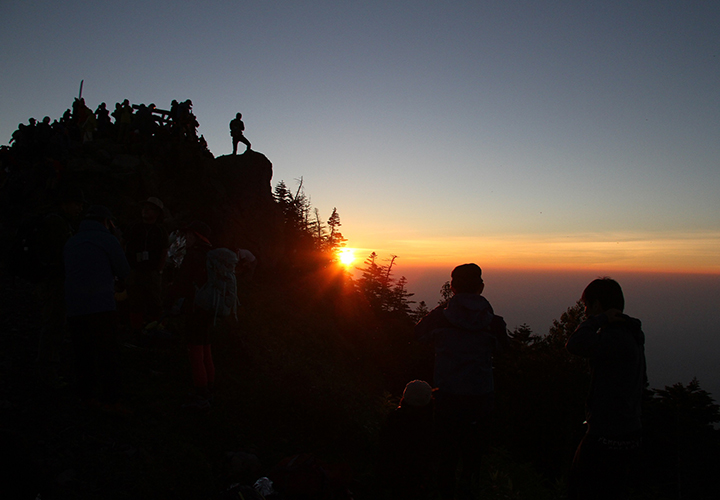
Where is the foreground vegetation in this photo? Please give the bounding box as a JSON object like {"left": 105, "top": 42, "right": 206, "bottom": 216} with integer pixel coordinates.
{"left": 3, "top": 255, "right": 719, "bottom": 499}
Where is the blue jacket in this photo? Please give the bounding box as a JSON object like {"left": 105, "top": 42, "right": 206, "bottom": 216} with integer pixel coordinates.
{"left": 64, "top": 220, "right": 130, "bottom": 317}
{"left": 416, "top": 293, "right": 508, "bottom": 396}
{"left": 566, "top": 313, "right": 647, "bottom": 436}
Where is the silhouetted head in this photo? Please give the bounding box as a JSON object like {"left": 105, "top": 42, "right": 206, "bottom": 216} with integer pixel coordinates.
{"left": 401, "top": 380, "right": 433, "bottom": 407}
{"left": 236, "top": 113, "right": 242, "bottom": 119}
{"left": 141, "top": 197, "right": 164, "bottom": 224}
{"left": 581, "top": 278, "right": 624, "bottom": 313}
{"left": 84, "top": 205, "right": 115, "bottom": 229}
{"left": 450, "top": 263, "right": 484, "bottom": 294}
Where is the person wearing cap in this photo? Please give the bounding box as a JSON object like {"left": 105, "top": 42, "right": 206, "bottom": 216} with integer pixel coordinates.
{"left": 34, "top": 184, "right": 85, "bottom": 388}
{"left": 165, "top": 221, "right": 215, "bottom": 410}
{"left": 378, "top": 380, "right": 436, "bottom": 499}
{"left": 124, "top": 197, "right": 169, "bottom": 333}
{"left": 64, "top": 205, "right": 130, "bottom": 411}
{"left": 415, "top": 264, "right": 508, "bottom": 500}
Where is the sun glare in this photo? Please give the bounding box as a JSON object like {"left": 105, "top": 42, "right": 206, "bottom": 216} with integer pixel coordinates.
{"left": 338, "top": 248, "right": 356, "bottom": 267}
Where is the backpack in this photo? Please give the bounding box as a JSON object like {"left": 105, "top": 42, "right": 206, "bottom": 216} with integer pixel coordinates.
{"left": 194, "top": 248, "right": 239, "bottom": 325}
{"left": 7, "top": 214, "right": 53, "bottom": 283}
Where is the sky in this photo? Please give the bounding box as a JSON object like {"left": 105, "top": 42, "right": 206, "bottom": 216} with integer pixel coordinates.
{"left": 2, "top": 2, "right": 719, "bottom": 391}
{"left": 1, "top": 1, "right": 719, "bottom": 275}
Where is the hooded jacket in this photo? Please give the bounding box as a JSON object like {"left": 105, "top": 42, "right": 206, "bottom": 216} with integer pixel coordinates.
{"left": 566, "top": 313, "right": 647, "bottom": 436}
{"left": 416, "top": 293, "right": 508, "bottom": 396}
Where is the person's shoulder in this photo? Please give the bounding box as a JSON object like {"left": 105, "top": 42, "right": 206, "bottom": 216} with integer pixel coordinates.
{"left": 611, "top": 314, "right": 645, "bottom": 344}
{"left": 600, "top": 314, "right": 642, "bottom": 332}
{"left": 95, "top": 228, "right": 120, "bottom": 245}
{"left": 476, "top": 293, "right": 495, "bottom": 310}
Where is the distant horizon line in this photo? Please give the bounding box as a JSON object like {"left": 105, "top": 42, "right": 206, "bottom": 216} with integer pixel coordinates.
{"left": 348, "top": 259, "right": 720, "bottom": 277}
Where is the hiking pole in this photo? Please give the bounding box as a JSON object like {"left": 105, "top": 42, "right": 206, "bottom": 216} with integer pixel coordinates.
{"left": 78, "top": 80, "right": 84, "bottom": 100}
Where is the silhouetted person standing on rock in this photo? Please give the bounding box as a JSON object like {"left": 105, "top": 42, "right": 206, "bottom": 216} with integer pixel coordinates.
{"left": 415, "top": 264, "right": 508, "bottom": 500}
{"left": 230, "top": 113, "right": 251, "bottom": 154}
{"left": 566, "top": 278, "right": 647, "bottom": 500}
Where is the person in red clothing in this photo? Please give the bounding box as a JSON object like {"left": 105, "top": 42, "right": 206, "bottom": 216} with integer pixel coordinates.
{"left": 166, "top": 221, "right": 215, "bottom": 410}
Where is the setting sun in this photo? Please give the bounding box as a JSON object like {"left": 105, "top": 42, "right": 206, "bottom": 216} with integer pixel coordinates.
{"left": 338, "top": 248, "right": 356, "bottom": 267}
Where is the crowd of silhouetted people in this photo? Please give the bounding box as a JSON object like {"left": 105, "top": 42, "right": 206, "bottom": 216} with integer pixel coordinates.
{"left": 0, "top": 96, "right": 215, "bottom": 218}
{"left": 2, "top": 97, "right": 211, "bottom": 180}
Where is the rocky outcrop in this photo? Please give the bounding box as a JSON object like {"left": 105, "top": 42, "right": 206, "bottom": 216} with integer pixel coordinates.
{"left": 196, "top": 151, "right": 284, "bottom": 267}
{"left": 1, "top": 141, "right": 286, "bottom": 271}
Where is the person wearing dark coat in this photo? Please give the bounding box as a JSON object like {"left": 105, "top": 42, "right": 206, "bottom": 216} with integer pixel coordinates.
{"left": 415, "top": 264, "right": 508, "bottom": 500}
{"left": 64, "top": 205, "right": 130, "bottom": 410}
{"left": 124, "top": 197, "right": 168, "bottom": 332}
{"left": 566, "top": 278, "right": 647, "bottom": 500}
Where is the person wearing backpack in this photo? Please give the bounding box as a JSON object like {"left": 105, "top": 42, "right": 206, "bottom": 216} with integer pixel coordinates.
{"left": 415, "top": 264, "right": 508, "bottom": 500}
{"left": 166, "top": 221, "right": 216, "bottom": 410}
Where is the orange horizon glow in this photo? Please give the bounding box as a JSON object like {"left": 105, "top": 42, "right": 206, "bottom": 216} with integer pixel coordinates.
{"left": 345, "top": 230, "right": 720, "bottom": 275}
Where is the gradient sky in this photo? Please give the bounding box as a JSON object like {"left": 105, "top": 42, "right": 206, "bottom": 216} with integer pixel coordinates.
{"left": 2, "top": 1, "right": 719, "bottom": 273}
